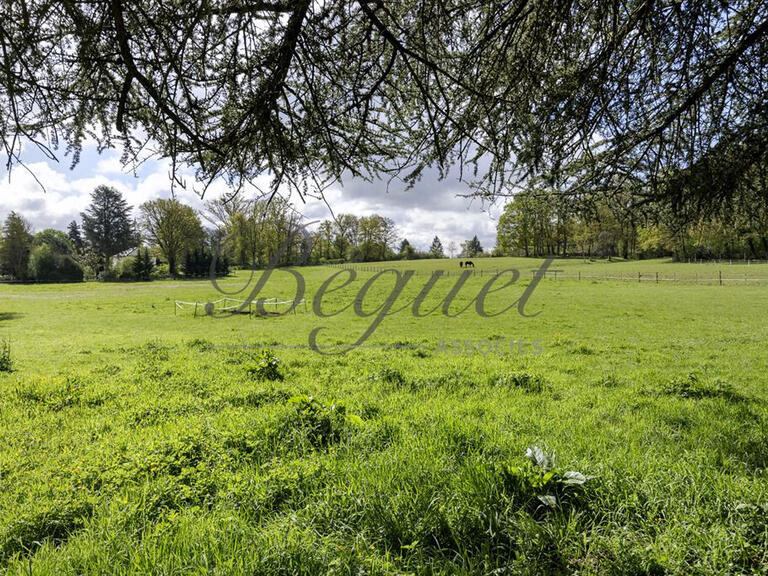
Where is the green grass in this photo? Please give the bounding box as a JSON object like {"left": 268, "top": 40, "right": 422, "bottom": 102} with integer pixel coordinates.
{"left": 0, "top": 257, "right": 767, "bottom": 574}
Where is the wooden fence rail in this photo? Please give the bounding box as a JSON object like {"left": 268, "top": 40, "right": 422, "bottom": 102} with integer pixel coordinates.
{"left": 324, "top": 264, "right": 768, "bottom": 285}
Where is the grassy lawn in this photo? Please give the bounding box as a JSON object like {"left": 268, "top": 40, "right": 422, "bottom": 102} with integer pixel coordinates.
{"left": 0, "top": 257, "right": 767, "bottom": 574}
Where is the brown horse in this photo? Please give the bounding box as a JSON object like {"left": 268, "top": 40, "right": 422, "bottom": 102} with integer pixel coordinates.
{"left": 464, "top": 260, "right": 475, "bottom": 268}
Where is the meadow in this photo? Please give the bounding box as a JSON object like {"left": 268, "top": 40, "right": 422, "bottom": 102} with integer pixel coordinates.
{"left": 0, "top": 257, "right": 767, "bottom": 575}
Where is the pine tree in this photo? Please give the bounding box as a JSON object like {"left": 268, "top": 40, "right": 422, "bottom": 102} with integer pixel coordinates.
{"left": 429, "top": 236, "right": 444, "bottom": 258}
{"left": 461, "top": 235, "right": 484, "bottom": 258}
{"left": 67, "top": 220, "right": 84, "bottom": 253}
{"left": 0, "top": 212, "right": 33, "bottom": 280}
{"left": 131, "top": 247, "right": 155, "bottom": 281}
{"left": 398, "top": 239, "right": 416, "bottom": 260}
{"left": 81, "top": 186, "right": 137, "bottom": 275}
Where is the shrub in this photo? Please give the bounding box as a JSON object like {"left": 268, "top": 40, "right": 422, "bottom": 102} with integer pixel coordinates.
{"left": 284, "top": 395, "right": 362, "bottom": 448}
{"left": 0, "top": 338, "right": 12, "bottom": 372}
{"left": 152, "top": 263, "right": 170, "bottom": 278}
{"left": 369, "top": 367, "right": 405, "bottom": 386}
{"left": 496, "top": 446, "right": 592, "bottom": 518}
{"left": 114, "top": 255, "right": 136, "bottom": 280}
{"left": 246, "top": 349, "right": 283, "bottom": 381}
{"left": 186, "top": 338, "right": 213, "bottom": 351}
{"left": 28, "top": 244, "right": 84, "bottom": 282}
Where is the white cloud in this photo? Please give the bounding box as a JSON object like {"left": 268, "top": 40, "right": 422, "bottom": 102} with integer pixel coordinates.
{"left": 0, "top": 149, "right": 501, "bottom": 250}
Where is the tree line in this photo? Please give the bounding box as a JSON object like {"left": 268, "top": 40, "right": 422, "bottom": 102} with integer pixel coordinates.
{"left": 0, "top": 185, "right": 229, "bottom": 283}
{"left": 5, "top": 179, "right": 763, "bottom": 285}
{"left": 494, "top": 184, "right": 768, "bottom": 261}
{"left": 0, "top": 187, "right": 488, "bottom": 283}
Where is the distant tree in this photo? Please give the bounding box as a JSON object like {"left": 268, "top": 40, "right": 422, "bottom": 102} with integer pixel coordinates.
{"left": 67, "top": 221, "right": 84, "bottom": 253}
{"left": 34, "top": 229, "right": 74, "bottom": 255}
{"left": 183, "top": 247, "right": 230, "bottom": 277}
{"left": 28, "top": 229, "right": 84, "bottom": 282}
{"left": 447, "top": 241, "right": 458, "bottom": 258}
{"left": 398, "top": 239, "right": 416, "bottom": 260}
{"left": 497, "top": 197, "right": 534, "bottom": 257}
{"left": 461, "top": 235, "right": 484, "bottom": 258}
{"left": 28, "top": 246, "right": 84, "bottom": 283}
{"left": 0, "top": 212, "right": 33, "bottom": 280}
{"left": 315, "top": 220, "right": 334, "bottom": 261}
{"left": 139, "top": 198, "right": 204, "bottom": 276}
{"left": 429, "top": 236, "right": 444, "bottom": 258}
{"left": 357, "top": 215, "right": 398, "bottom": 261}
{"left": 81, "top": 186, "right": 137, "bottom": 275}
{"left": 131, "top": 247, "right": 155, "bottom": 281}
{"left": 595, "top": 230, "right": 616, "bottom": 260}
{"left": 332, "top": 214, "right": 359, "bottom": 260}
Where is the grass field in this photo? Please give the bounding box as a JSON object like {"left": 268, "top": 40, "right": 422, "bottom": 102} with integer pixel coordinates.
{"left": 1, "top": 257, "right": 767, "bottom": 574}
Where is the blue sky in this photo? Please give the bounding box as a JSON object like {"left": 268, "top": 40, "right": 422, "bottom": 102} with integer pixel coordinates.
{"left": 0, "top": 143, "right": 501, "bottom": 251}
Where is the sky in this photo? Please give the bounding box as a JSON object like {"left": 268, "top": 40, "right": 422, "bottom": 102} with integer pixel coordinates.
{"left": 0, "top": 143, "right": 503, "bottom": 252}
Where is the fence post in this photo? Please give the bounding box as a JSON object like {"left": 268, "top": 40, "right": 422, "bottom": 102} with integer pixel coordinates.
{"left": 656, "top": 272, "right": 659, "bottom": 284}
{"left": 578, "top": 271, "right": 581, "bottom": 281}
{"left": 638, "top": 272, "right": 641, "bottom": 283}
{"left": 719, "top": 270, "right": 722, "bottom": 286}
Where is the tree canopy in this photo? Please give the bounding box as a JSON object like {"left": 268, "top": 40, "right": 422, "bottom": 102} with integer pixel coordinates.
{"left": 140, "top": 198, "right": 205, "bottom": 276}
{"left": 2, "top": 1, "right": 767, "bottom": 210}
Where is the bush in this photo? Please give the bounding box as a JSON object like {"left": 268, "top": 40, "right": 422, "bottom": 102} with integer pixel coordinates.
{"left": 283, "top": 395, "right": 361, "bottom": 448}
{"left": 0, "top": 338, "right": 12, "bottom": 372}
{"left": 114, "top": 256, "right": 136, "bottom": 280}
{"left": 27, "top": 244, "right": 84, "bottom": 283}
{"left": 245, "top": 349, "right": 283, "bottom": 381}
{"left": 152, "top": 263, "right": 170, "bottom": 278}
{"left": 496, "top": 446, "right": 592, "bottom": 518}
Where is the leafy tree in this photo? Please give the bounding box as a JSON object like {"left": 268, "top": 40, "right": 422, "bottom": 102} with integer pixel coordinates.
{"left": 429, "top": 236, "right": 444, "bottom": 258}
{"left": 314, "top": 221, "right": 334, "bottom": 261}
{"left": 332, "top": 215, "right": 359, "bottom": 260}
{"left": 357, "top": 215, "right": 397, "bottom": 262}
{"left": 0, "top": 212, "right": 33, "bottom": 280}
{"left": 28, "top": 245, "right": 84, "bottom": 283}
{"left": 461, "top": 235, "right": 483, "bottom": 258}
{"left": 140, "top": 198, "right": 204, "bottom": 276}
{"left": 497, "top": 197, "right": 534, "bottom": 257}
{"left": 27, "top": 229, "right": 84, "bottom": 282}
{"left": 81, "top": 186, "right": 137, "bottom": 275}
{"left": 34, "top": 229, "right": 74, "bottom": 255}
